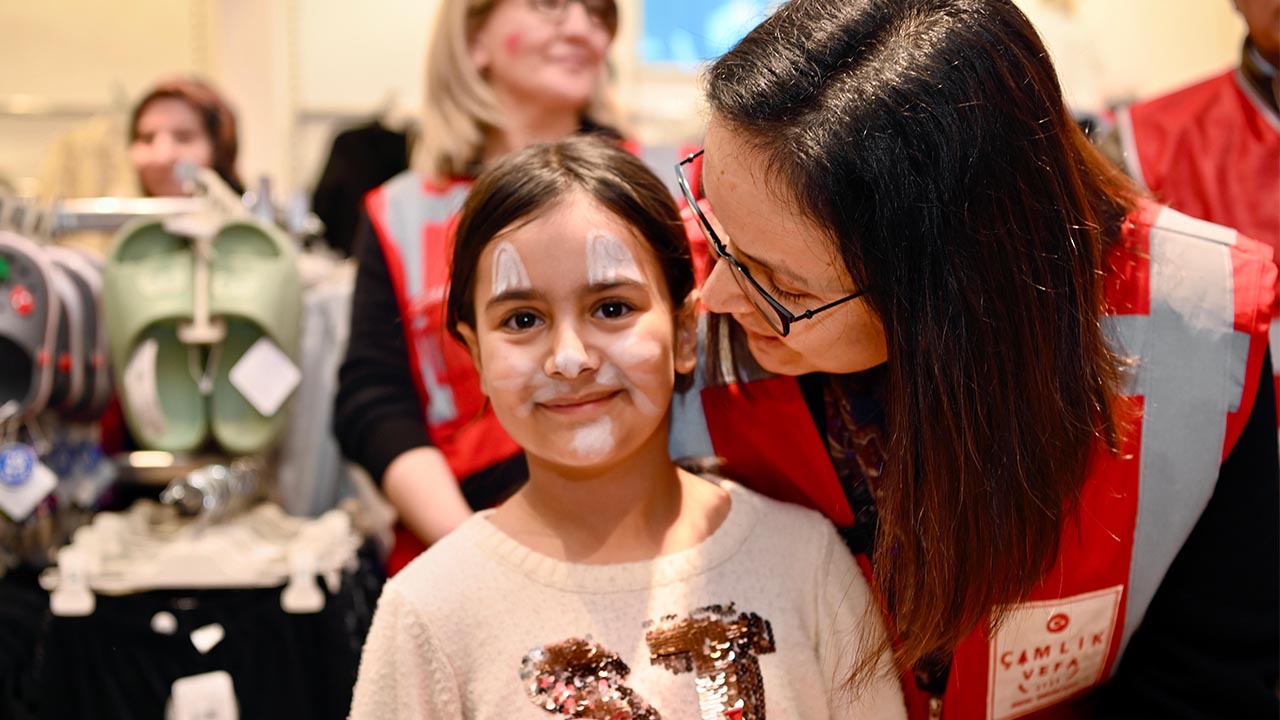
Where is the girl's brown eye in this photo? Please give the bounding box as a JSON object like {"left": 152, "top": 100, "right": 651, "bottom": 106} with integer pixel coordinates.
{"left": 594, "top": 301, "right": 633, "bottom": 320}
{"left": 503, "top": 312, "right": 543, "bottom": 331}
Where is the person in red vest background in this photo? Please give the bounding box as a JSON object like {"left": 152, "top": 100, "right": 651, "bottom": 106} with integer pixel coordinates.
{"left": 1107, "top": 0, "right": 1280, "bottom": 417}
{"left": 333, "top": 0, "right": 625, "bottom": 575}
{"left": 671, "top": 0, "right": 1278, "bottom": 717}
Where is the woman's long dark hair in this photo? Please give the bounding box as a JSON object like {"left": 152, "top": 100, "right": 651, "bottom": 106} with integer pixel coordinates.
{"left": 706, "top": 0, "right": 1138, "bottom": 675}
{"left": 130, "top": 77, "right": 244, "bottom": 195}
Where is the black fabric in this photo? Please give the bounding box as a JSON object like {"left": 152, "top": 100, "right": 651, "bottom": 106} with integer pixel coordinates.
{"left": 36, "top": 547, "right": 383, "bottom": 720}
{"left": 1240, "top": 39, "right": 1280, "bottom": 118}
{"left": 311, "top": 122, "right": 411, "bottom": 256}
{"left": 459, "top": 452, "right": 528, "bottom": 512}
{"left": 0, "top": 568, "right": 47, "bottom": 720}
{"left": 797, "top": 373, "right": 828, "bottom": 446}
{"left": 332, "top": 214, "right": 437, "bottom": 485}
{"left": 1096, "top": 350, "right": 1280, "bottom": 719}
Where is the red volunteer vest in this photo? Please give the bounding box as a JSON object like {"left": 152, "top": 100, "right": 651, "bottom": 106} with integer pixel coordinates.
{"left": 366, "top": 174, "right": 521, "bottom": 574}
{"left": 1117, "top": 69, "right": 1280, "bottom": 415}
{"left": 671, "top": 201, "right": 1276, "bottom": 719}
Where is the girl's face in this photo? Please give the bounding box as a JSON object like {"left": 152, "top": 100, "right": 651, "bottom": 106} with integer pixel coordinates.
{"left": 470, "top": 0, "right": 614, "bottom": 114}
{"left": 458, "top": 192, "right": 697, "bottom": 471}
{"left": 699, "top": 119, "right": 889, "bottom": 376}
{"left": 130, "top": 97, "right": 214, "bottom": 197}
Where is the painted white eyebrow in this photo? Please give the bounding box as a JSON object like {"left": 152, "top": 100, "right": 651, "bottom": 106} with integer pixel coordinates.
{"left": 586, "top": 230, "right": 642, "bottom": 286}
{"left": 492, "top": 241, "right": 531, "bottom": 296}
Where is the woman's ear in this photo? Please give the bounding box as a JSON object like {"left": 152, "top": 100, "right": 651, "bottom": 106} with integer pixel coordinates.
{"left": 456, "top": 323, "right": 488, "bottom": 394}
{"left": 674, "top": 289, "right": 700, "bottom": 375}
{"left": 468, "top": 27, "right": 492, "bottom": 72}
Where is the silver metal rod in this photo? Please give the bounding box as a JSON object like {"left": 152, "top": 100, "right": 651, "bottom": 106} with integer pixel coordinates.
{"left": 50, "top": 197, "right": 211, "bottom": 234}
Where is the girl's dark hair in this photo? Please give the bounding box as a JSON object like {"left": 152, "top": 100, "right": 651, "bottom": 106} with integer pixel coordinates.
{"left": 130, "top": 77, "right": 244, "bottom": 195}
{"left": 446, "top": 135, "right": 695, "bottom": 391}
{"left": 705, "top": 0, "right": 1138, "bottom": 675}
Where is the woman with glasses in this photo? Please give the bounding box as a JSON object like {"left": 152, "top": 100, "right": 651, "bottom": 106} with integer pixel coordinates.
{"left": 674, "top": 0, "right": 1279, "bottom": 717}
{"left": 334, "top": 0, "right": 624, "bottom": 575}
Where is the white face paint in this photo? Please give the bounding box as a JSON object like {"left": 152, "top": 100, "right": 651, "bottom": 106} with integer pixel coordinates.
{"left": 552, "top": 345, "right": 591, "bottom": 377}
{"left": 491, "top": 241, "right": 531, "bottom": 296}
{"left": 569, "top": 416, "right": 614, "bottom": 462}
{"left": 468, "top": 195, "right": 682, "bottom": 472}
{"left": 601, "top": 336, "right": 663, "bottom": 416}
{"left": 586, "top": 229, "right": 642, "bottom": 286}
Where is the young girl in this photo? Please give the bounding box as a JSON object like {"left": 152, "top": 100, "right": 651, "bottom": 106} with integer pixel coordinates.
{"left": 349, "top": 136, "right": 906, "bottom": 720}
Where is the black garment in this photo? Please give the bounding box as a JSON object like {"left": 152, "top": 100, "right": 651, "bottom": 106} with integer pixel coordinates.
{"left": 1240, "top": 38, "right": 1279, "bottom": 118}
{"left": 332, "top": 213, "right": 433, "bottom": 486}
{"left": 36, "top": 547, "right": 382, "bottom": 720}
{"left": 808, "top": 354, "right": 1280, "bottom": 713}
{"left": 311, "top": 122, "right": 412, "bottom": 256}
{"left": 0, "top": 569, "right": 47, "bottom": 720}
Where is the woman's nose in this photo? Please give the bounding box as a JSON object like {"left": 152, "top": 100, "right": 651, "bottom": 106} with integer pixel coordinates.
{"left": 559, "top": 1, "right": 595, "bottom": 37}
{"left": 700, "top": 259, "right": 751, "bottom": 316}
{"left": 148, "top": 134, "right": 177, "bottom": 165}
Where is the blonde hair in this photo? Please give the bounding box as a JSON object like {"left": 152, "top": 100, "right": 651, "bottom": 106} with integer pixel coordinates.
{"left": 417, "top": 0, "right": 623, "bottom": 182}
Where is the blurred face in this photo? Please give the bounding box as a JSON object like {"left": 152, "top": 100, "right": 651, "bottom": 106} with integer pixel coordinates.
{"left": 699, "top": 119, "right": 888, "bottom": 376}
{"left": 470, "top": 0, "right": 614, "bottom": 112}
{"left": 458, "top": 192, "right": 697, "bottom": 472}
{"left": 1235, "top": 0, "right": 1280, "bottom": 61}
{"left": 130, "top": 97, "right": 214, "bottom": 197}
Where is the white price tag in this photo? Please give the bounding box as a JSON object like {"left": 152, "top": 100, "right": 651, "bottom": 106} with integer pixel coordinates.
{"left": 227, "top": 337, "right": 300, "bottom": 418}
{"left": 123, "top": 338, "right": 167, "bottom": 439}
{"left": 190, "top": 623, "right": 225, "bottom": 655}
{"left": 168, "top": 670, "right": 238, "bottom": 720}
{"left": 0, "top": 449, "right": 57, "bottom": 521}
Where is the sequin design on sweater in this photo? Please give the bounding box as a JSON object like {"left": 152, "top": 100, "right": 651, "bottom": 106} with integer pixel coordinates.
{"left": 519, "top": 637, "right": 662, "bottom": 719}
{"left": 645, "top": 603, "right": 776, "bottom": 720}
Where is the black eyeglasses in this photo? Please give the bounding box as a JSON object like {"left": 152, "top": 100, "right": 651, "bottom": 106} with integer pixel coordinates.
{"left": 528, "top": 0, "right": 618, "bottom": 32}
{"left": 675, "top": 150, "right": 867, "bottom": 337}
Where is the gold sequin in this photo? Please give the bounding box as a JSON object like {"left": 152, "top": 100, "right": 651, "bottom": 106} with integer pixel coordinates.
{"left": 520, "top": 637, "right": 662, "bottom": 719}
{"left": 646, "top": 604, "right": 776, "bottom": 719}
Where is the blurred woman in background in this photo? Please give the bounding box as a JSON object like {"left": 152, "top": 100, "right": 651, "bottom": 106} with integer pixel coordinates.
{"left": 333, "top": 0, "right": 624, "bottom": 574}
{"left": 129, "top": 77, "right": 244, "bottom": 197}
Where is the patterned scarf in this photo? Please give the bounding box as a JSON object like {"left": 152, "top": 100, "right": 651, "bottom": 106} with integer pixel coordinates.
{"left": 822, "top": 369, "right": 886, "bottom": 556}
{"left": 823, "top": 368, "right": 953, "bottom": 698}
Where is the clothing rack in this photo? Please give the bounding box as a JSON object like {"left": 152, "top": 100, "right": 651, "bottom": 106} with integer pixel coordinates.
{"left": 50, "top": 197, "right": 212, "bottom": 235}
{"left": 0, "top": 160, "right": 254, "bottom": 239}
{"left": 0, "top": 95, "right": 115, "bottom": 120}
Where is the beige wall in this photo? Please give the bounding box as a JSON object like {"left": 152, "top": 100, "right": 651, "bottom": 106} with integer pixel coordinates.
{"left": 1017, "top": 0, "right": 1244, "bottom": 109}
{"left": 0, "top": 0, "right": 1250, "bottom": 198}
{"left": 0, "top": 0, "right": 214, "bottom": 195}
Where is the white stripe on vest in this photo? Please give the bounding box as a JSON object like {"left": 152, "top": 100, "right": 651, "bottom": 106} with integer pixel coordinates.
{"left": 379, "top": 171, "right": 472, "bottom": 425}
{"left": 1103, "top": 206, "right": 1249, "bottom": 670}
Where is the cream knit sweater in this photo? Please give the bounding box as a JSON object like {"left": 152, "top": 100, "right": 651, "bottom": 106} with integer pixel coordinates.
{"left": 350, "top": 480, "right": 907, "bottom": 720}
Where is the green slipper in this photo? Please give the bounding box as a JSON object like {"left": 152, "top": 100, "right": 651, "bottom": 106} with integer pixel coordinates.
{"left": 208, "top": 219, "right": 302, "bottom": 455}
{"left": 103, "top": 220, "right": 207, "bottom": 452}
